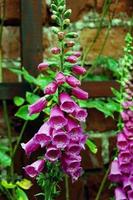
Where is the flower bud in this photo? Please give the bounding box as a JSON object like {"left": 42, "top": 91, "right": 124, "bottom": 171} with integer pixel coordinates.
{"left": 58, "top": 6, "right": 64, "bottom": 12}
{"left": 73, "top": 51, "right": 81, "bottom": 58}
{"left": 55, "top": 72, "right": 66, "bottom": 85}
{"left": 64, "top": 9, "right": 72, "bottom": 18}
{"left": 63, "top": 19, "right": 70, "bottom": 25}
{"left": 66, "top": 32, "right": 78, "bottom": 38}
{"left": 44, "top": 81, "right": 58, "bottom": 95}
{"left": 51, "top": 47, "right": 61, "bottom": 54}
{"left": 72, "top": 65, "right": 86, "bottom": 75}
{"left": 66, "top": 56, "right": 77, "bottom": 63}
{"left": 66, "top": 76, "right": 81, "bottom": 87}
{"left": 58, "top": 32, "right": 65, "bottom": 40}
{"left": 72, "top": 87, "right": 89, "bottom": 100}
{"left": 37, "top": 62, "right": 49, "bottom": 71}
{"left": 66, "top": 41, "right": 75, "bottom": 48}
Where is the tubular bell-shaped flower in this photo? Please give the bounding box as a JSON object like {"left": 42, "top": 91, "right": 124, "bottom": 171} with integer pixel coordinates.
{"left": 28, "top": 97, "right": 47, "bottom": 115}
{"left": 24, "top": 160, "right": 45, "bottom": 178}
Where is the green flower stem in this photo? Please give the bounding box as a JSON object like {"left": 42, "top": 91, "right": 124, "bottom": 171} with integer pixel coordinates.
{"left": 65, "top": 175, "right": 70, "bottom": 200}
{"left": 12, "top": 120, "right": 28, "bottom": 157}
{"left": 95, "top": 167, "right": 110, "bottom": 200}
{"left": 2, "top": 100, "right": 14, "bottom": 177}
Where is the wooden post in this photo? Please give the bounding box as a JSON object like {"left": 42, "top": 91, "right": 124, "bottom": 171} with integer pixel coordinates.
{"left": 20, "top": 0, "right": 43, "bottom": 75}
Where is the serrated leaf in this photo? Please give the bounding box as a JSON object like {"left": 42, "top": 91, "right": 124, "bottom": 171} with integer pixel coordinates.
{"left": 14, "top": 96, "right": 25, "bottom": 106}
{"left": 86, "top": 139, "right": 97, "bottom": 154}
{"left": 0, "top": 152, "right": 11, "bottom": 167}
{"left": 15, "top": 105, "right": 39, "bottom": 121}
{"left": 16, "top": 179, "right": 32, "bottom": 190}
{"left": 16, "top": 188, "right": 28, "bottom": 200}
{"left": 1, "top": 180, "right": 16, "bottom": 189}
{"left": 22, "top": 68, "right": 37, "bottom": 84}
{"left": 111, "top": 88, "right": 121, "bottom": 100}
{"left": 26, "top": 92, "right": 40, "bottom": 104}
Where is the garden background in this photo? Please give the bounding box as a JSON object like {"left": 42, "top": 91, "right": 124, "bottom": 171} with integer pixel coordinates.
{"left": 0, "top": 0, "right": 133, "bottom": 199}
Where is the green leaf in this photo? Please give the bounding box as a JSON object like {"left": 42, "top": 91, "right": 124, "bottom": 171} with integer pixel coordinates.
{"left": 16, "top": 188, "right": 29, "bottom": 200}
{"left": 16, "top": 179, "right": 32, "bottom": 190}
{"left": 8, "top": 67, "right": 23, "bottom": 75}
{"left": 86, "top": 139, "right": 97, "bottom": 154}
{"left": 0, "top": 152, "right": 11, "bottom": 167}
{"left": 15, "top": 105, "right": 39, "bottom": 121}
{"left": 26, "top": 92, "right": 40, "bottom": 104}
{"left": 111, "top": 88, "right": 121, "bottom": 100}
{"left": 1, "top": 180, "right": 16, "bottom": 189}
{"left": 22, "top": 68, "right": 37, "bottom": 84}
{"left": 14, "top": 96, "right": 25, "bottom": 106}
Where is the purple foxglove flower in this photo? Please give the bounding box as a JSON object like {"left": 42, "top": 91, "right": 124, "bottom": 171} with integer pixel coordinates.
{"left": 21, "top": 138, "right": 40, "bottom": 156}
{"left": 66, "top": 56, "right": 77, "bottom": 63}
{"left": 52, "top": 130, "right": 69, "bottom": 149}
{"left": 108, "top": 160, "right": 122, "bottom": 182}
{"left": 38, "top": 121, "right": 53, "bottom": 135}
{"left": 37, "top": 62, "right": 49, "bottom": 71}
{"left": 70, "top": 167, "right": 82, "bottom": 183}
{"left": 128, "top": 190, "right": 133, "bottom": 200}
{"left": 78, "top": 134, "right": 88, "bottom": 149}
{"left": 55, "top": 72, "right": 66, "bottom": 85}
{"left": 127, "top": 110, "right": 133, "bottom": 118}
{"left": 67, "top": 143, "right": 82, "bottom": 155}
{"left": 73, "top": 51, "right": 81, "bottom": 58}
{"left": 49, "top": 105, "right": 68, "bottom": 130}
{"left": 118, "top": 151, "right": 131, "bottom": 165}
{"left": 44, "top": 81, "right": 58, "bottom": 95}
{"left": 28, "top": 97, "right": 47, "bottom": 115}
{"left": 117, "top": 133, "right": 128, "bottom": 150}
{"left": 121, "top": 111, "right": 129, "bottom": 121}
{"left": 59, "top": 92, "right": 76, "bottom": 113}
{"left": 123, "top": 127, "right": 133, "bottom": 138}
{"left": 66, "top": 76, "right": 81, "bottom": 87}
{"left": 119, "top": 162, "right": 130, "bottom": 174}
{"left": 45, "top": 146, "right": 61, "bottom": 162}
{"left": 115, "top": 187, "right": 127, "bottom": 200}
{"left": 24, "top": 159, "right": 45, "bottom": 178}
{"left": 72, "top": 65, "right": 86, "bottom": 75}
{"left": 51, "top": 47, "right": 61, "bottom": 54}
{"left": 72, "top": 106, "right": 88, "bottom": 122}
{"left": 125, "top": 121, "right": 133, "bottom": 131}
{"left": 72, "top": 87, "right": 88, "bottom": 100}
{"left": 65, "top": 117, "right": 80, "bottom": 132}
{"left": 123, "top": 176, "right": 131, "bottom": 191}
{"left": 61, "top": 153, "right": 81, "bottom": 171}
{"left": 34, "top": 133, "right": 51, "bottom": 148}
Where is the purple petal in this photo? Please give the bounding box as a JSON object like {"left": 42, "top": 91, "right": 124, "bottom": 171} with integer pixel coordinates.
{"left": 55, "top": 72, "right": 66, "bottom": 85}
{"left": 66, "top": 76, "right": 81, "bottom": 87}
{"left": 24, "top": 159, "right": 45, "bottom": 178}
{"left": 59, "top": 93, "right": 76, "bottom": 113}
{"left": 52, "top": 130, "right": 70, "bottom": 149}
{"left": 117, "top": 133, "right": 128, "bottom": 150}
{"left": 72, "top": 87, "right": 88, "bottom": 100}
{"left": 44, "top": 81, "right": 58, "bottom": 95}
{"left": 21, "top": 138, "right": 40, "bottom": 156}
{"left": 115, "top": 187, "right": 127, "bottom": 200}
{"left": 108, "top": 160, "right": 122, "bottom": 182}
{"left": 28, "top": 97, "right": 47, "bottom": 115}
{"left": 45, "top": 146, "right": 61, "bottom": 162}
{"left": 49, "top": 105, "right": 68, "bottom": 130}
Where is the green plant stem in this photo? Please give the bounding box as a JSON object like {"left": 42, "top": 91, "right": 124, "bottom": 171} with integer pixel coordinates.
{"left": 2, "top": 100, "right": 14, "bottom": 177}
{"left": 12, "top": 120, "right": 28, "bottom": 157}
{"left": 81, "top": 0, "right": 111, "bottom": 67}
{"left": 65, "top": 175, "right": 70, "bottom": 200}
{"left": 95, "top": 167, "right": 110, "bottom": 200}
